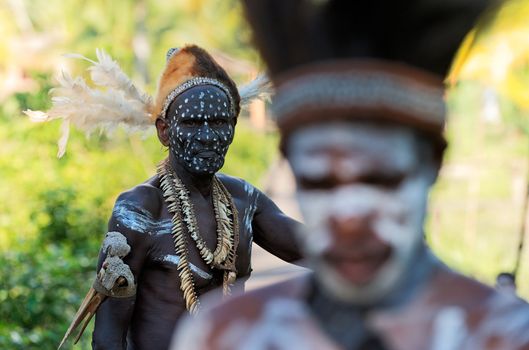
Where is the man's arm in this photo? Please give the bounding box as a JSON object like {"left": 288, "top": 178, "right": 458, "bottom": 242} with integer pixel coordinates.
{"left": 252, "top": 189, "right": 304, "bottom": 263}
{"left": 92, "top": 188, "right": 156, "bottom": 349}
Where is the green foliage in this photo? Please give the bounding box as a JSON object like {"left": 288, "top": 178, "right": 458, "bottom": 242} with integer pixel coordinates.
{"left": 0, "top": 244, "right": 94, "bottom": 349}
{"left": 223, "top": 123, "right": 279, "bottom": 186}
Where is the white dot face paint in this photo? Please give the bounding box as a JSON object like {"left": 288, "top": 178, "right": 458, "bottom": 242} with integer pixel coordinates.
{"left": 165, "top": 85, "right": 235, "bottom": 175}
{"left": 287, "top": 122, "right": 435, "bottom": 304}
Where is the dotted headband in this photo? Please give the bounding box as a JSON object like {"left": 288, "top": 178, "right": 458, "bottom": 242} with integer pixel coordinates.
{"left": 161, "top": 77, "right": 236, "bottom": 119}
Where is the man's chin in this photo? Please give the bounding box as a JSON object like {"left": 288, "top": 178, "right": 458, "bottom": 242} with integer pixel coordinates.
{"left": 314, "top": 258, "right": 403, "bottom": 305}
{"left": 332, "top": 260, "right": 382, "bottom": 286}
{"left": 193, "top": 168, "right": 220, "bottom": 176}
{"left": 326, "top": 249, "right": 395, "bottom": 285}
{"left": 186, "top": 162, "right": 223, "bottom": 176}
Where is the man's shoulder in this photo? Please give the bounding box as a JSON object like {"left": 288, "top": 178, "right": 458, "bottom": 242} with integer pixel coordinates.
{"left": 429, "top": 266, "right": 529, "bottom": 347}
{"left": 114, "top": 175, "right": 163, "bottom": 217}
{"left": 474, "top": 291, "right": 529, "bottom": 346}
{"left": 430, "top": 265, "right": 497, "bottom": 305}
{"left": 173, "top": 276, "right": 312, "bottom": 349}
{"left": 216, "top": 173, "right": 260, "bottom": 199}
{"left": 210, "top": 275, "right": 308, "bottom": 320}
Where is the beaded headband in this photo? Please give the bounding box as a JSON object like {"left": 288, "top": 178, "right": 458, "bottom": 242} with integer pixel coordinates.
{"left": 160, "top": 77, "right": 236, "bottom": 119}
{"left": 272, "top": 60, "right": 446, "bottom": 150}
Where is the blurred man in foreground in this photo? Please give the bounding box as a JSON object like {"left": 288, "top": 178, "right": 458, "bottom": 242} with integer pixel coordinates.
{"left": 172, "top": 1, "right": 529, "bottom": 349}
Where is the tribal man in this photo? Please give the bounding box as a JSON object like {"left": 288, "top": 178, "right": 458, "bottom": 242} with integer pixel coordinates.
{"left": 26, "top": 45, "right": 302, "bottom": 349}
{"left": 172, "top": 1, "right": 529, "bottom": 349}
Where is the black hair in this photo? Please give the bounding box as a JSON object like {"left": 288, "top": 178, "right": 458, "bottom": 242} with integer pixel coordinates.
{"left": 243, "top": 0, "right": 489, "bottom": 78}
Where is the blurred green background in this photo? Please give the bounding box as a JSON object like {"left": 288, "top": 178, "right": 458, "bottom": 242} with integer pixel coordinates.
{"left": 1, "top": 0, "right": 529, "bottom": 348}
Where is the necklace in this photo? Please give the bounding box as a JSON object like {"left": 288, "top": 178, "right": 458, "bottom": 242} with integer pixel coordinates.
{"left": 157, "top": 159, "right": 239, "bottom": 314}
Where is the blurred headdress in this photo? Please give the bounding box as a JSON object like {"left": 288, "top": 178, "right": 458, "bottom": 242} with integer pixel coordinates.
{"left": 24, "top": 45, "right": 270, "bottom": 157}
{"left": 242, "top": 0, "right": 491, "bottom": 153}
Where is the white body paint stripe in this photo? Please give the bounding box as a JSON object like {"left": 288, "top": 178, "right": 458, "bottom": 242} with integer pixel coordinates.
{"left": 163, "top": 254, "right": 213, "bottom": 280}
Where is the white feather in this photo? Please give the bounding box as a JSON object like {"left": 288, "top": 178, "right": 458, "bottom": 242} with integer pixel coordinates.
{"left": 23, "top": 50, "right": 153, "bottom": 158}
{"left": 23, "top": 109, "right": 49, "bottom": 122}
{"left": 63, "top": 50, "right": 151, "bottom": 106}
{"left": 63, "top": 53, "right": 96, "bottom": 64}
{"left": 89, "top": 49, "right": 152, "bottom": 106}
{"left": 57, "top": 120, "right": 70, "bottom": 158}
{"left": 238, "top": 74, "right": 273, "bottom": 107}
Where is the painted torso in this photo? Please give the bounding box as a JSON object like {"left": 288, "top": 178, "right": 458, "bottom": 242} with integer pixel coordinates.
{"left": 94, "top": 173, "right": 261, "bottom": 350}
{"left": 173, "top": 264, "right": 529, "bottom": 350}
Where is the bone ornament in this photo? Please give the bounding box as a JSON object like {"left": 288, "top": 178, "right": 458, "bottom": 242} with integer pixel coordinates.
{"left": 93, "top": 256, "right": 136, "bottom": 298}
{"left": 57, "top": 231, "right": 135, "bottom": 349}
{"left": 102, "top": 231, "right": 131, "bottom": 257}
{"left": 92, "top": 231, "right": 136, "bottom": 298}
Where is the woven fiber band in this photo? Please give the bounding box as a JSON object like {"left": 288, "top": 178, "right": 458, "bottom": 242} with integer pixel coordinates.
{"left": 272, "top": 61, "right": 446, "bottom": 142}
{"left": 161, "top": 77, "right": 236, "bottom": 118}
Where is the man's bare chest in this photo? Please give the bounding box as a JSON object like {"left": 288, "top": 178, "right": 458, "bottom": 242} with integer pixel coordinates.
{"left": 114, "top": 192, "right": 257, "bottom": 288}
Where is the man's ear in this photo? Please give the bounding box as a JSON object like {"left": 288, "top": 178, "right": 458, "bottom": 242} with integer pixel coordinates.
{"left": 155, "top": 117, "right": 170, "bottom": 147}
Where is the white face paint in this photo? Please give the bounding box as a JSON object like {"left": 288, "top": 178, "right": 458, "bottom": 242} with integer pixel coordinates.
{"left": 288, "top": 123, "right": 436, "bottom": 304}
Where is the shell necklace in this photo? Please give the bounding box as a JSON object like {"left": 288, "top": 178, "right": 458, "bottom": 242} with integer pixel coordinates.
{"left": 158, "top": 159, "right": 238, "bottom": 314}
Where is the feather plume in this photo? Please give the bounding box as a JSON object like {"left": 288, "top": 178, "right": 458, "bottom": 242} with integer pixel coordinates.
{"left": 57, "top": 120, "right": 71, "bottom": 158}
{"left": 63, "top": 50, "right": 152, "bottom": 106}
{"left": 238, "top": 74, "right": 273, "bottom": 107}
{"left": 23, "top": 50, "right": 153, "bottom": 157}
{"left": 24, "top": 109, "right": 50, "bottom": 122}
{"left": 90, "top": 49, "right": 152, "bottom": 106}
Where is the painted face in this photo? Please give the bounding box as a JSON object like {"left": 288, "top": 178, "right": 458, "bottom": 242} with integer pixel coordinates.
{"left": 287, "top": 122, "right": 436, "bottom": 304}
{"left": 166, "top": 85, "right": 235, "bottom": 175}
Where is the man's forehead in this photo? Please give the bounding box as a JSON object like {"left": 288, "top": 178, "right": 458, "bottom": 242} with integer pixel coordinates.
{"left": 176, "top": 85, "right": 229, "bottom": 101}
{"left": 288, "top": 123, "right": 419, "bottom": 170}
{"left": 168, "top": 85, "right": 231, "bottom": 117}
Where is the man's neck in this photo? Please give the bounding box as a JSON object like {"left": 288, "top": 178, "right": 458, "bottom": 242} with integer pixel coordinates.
{"left": 374, "top": 244, "right": 436, "bottom": 309}
{"left": 168, "top": 153, "right": 214, "bottom": 197}
{"left": 307, "top": 245, "right": 437, "bottom": 349}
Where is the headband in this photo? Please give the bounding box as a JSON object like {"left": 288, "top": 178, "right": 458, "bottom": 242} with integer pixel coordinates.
{"left": 160, "top": 77, "right": 236, "bottom": 119}
{"left": 272, "top": 60, "right": 446, "bottom": 151}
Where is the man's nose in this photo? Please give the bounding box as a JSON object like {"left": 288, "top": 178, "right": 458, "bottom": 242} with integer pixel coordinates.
{"left": 328, "top": 212, "right": 372, "bottom": 242}
{"left": 196, "top": 122, "right": 218, "bottom": 144}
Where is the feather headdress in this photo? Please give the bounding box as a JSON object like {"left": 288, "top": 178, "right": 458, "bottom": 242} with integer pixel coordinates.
{"left": 25, "top": 45, "right": 270, "bottom": 157}
{"left": 238, "top": 74, "right": 272, "bottom": 107}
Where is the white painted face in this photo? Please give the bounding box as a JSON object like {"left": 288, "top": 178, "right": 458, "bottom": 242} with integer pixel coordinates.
{"left": 287, "top": 122, "right": 436, "bottom": 304}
